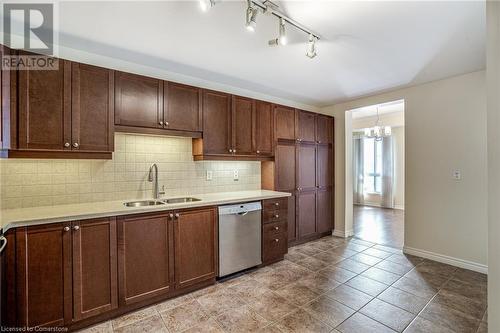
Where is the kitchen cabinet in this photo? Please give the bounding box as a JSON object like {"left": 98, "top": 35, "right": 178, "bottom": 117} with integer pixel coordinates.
{"left": 1, "top": 49, "right": 114, "bottom": 159}
{"left": 296, "top": 110, "right": 316, "bottom": 143}
{"left": 15, "top": 223, "right": 72, "bottom": 328}
{"left": 262, "top": 198, "right": 288, "bottom": 264}
{"left": 164, "top": 82, "right": 202, "bottom": 133}
{"left": 232, "top": 95, "right": 254, "bottom": 155}
{"left": 173, "top": 208, "right": 217, "bottom": 289}
{"left": 316, "top": 114, "right": 334, "bottom": 144}
{"left": 13, "top": 218, "right": 118, "bottom": 328}
{"left": 114, "top": 72, "right": 163, "bottom": 130}
{"left": 317, "top": 145, "right": 333, "bottom": 188}
{"left": 297, "top": 190, "right": 317, "bottom": 239}
{"left": 274, "top": 105, "right": 295, "bottom": 141}
{"left": 72, "top": 218, "right": 117, "bottom": 321}
{"left": 297, "top": 143, "right": 317, "bottom": 191}
{"left": 254, "top": 100, "right": 274, "bottom": 156}
{"left": 316, "top": 189, "right": 333, "bottom": 234}
{"left": 117, "top": 212, "right": 173, "bottom": 306}
{"left": 71, "top": 63, "right": 114, "bottom": 153}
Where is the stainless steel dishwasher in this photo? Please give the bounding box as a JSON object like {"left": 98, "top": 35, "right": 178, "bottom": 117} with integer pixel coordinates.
{"left": 218, "top": 202, "right": 262, "bottom": 277}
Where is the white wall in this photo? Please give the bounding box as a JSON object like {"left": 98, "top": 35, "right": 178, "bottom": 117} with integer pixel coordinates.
{"left": 393, "top": 127, "right": 405, "bottom": 209}
{"left": 322, "top": 70, "right": 488, "bottom": 271}
{"left": 487, "top": 2, "right": 499, "bottom": 331}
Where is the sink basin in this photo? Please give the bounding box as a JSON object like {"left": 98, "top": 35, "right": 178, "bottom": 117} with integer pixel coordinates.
{"left": 124, "top": 200, "right": 166, "bottom": 207}
{"left": 164, "top": 197, "right": 202, "bottom": 204}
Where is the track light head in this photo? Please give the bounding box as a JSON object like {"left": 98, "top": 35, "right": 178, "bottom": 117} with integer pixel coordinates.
{"left": 199, "top": 0, "right": 215, "bottom": 12}
{"left": 246, "top": 0, "right": 258, "bottom": 32}
{"left": 306, "top": 34, "right": 317, "bottom": 58}
{"left": 278, "top": 18, "right": 287, "bottom": 45}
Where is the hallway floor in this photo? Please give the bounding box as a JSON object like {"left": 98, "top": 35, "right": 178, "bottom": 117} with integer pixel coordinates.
{"left": 79, "top": 236, "right": 487, "bottom": 333}
{"left": 354, "top": 205, "right": 405, "bottom": 249}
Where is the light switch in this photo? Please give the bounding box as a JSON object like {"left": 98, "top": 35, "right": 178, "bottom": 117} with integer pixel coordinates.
{"left": 206, "top": 170, "right": 213, "bottom": 181}
{"left": 452, "top": 170, "right": 462, "bottom": 180}
{"left": 233, "top": 170, "right": 239, "bottom": 181}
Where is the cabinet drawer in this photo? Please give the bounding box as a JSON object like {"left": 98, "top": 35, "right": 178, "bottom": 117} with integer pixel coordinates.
{"left": 263, "top": 198, "right": 288, "bottom": 211}
{"left": 263, "top": 221, "right": 287, "bottom": 237}
{"left": 263, "top": 232, "right": 287, "bottom": 263}
{"left": 263, "top": 209, "right": 287, "bottom": 224}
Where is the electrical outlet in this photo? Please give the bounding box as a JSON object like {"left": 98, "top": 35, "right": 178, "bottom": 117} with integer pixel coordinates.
{"left": 233, "top": 170, "right": 239, "bottom": 181}
{"left": 206, "top": 170, "right": 213, "bottom": 181}
{"left": 452, "top": 170, "right": 462, "bottom": 180}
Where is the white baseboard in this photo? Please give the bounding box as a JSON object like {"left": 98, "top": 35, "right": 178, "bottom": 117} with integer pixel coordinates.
{"left": 403, "top": 246, "right": 488, "bottom": 274}
{"left": 333, "top": 229, "right": 354, "bottom": 238}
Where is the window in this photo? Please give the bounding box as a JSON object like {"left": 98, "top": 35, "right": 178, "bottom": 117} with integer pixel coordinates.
{"left": 363, "top": 138, "right": 382, "bottom": 193}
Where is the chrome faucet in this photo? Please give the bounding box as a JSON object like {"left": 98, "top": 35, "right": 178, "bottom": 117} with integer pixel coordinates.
{"left": 148, "top": 164, "right": 164, "bottom": 199}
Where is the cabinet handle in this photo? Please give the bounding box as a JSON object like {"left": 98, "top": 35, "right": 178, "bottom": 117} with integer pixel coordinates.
{"left": 274, "top": 239, "right": 279, "bottom": 242}
{"left": 169, "top": 213, "right": 174, "bottom": 219}
{"left": 64, "top": 142, "right": 70, "bottom": 148}
{"left": 229, "top": 149, "right": 233, "bottom": 153}
{"left": 275, "top": 202, "right": 279, "bottom": 206}
{"left": 73, "top": 225, "right": 80, "bottom": 231}
{"left": 63, "top": 226, "right": 70, "bottom": 232}
{"left": 275, "top": 226, "right": 279, "bottom": 231}
{"left": 165, "top": 121, "right": 169, "bottom": 126}
{"left": 175, "top": 213, "right": 180, "bottom": 218}
{"left": 256, "top": 150, "right": 260, "bottom": 154}
{"left": 233, "top": 149, "right": 237, "bottom": 153}
{"left": 73, "top": 142, "right": 79, "bottom": 148}
{"left": 317, "top": 140, "right": 321, "bottom": 144}
{"left": 159, "top": 121, "right": 164, "bottom": 126}
{"left": 275, "top": 214, "right": 279, "bottom": 218}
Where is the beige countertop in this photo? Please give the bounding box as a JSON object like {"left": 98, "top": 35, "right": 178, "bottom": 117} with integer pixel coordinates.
{"left": 0, "top": 190, "right": 290, "bottom": 233}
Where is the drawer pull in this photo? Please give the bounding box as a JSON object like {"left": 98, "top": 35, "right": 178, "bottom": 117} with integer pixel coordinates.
{"left": 275, "top": 214, "right": 279, "bottom": 218}
{"left": 275, "top": 202, "right": 279, "bottom": 206}
{"left": 274, "top": 239, "right": 279, "bottom": 242}
{"left": 274, "top": 226, "right": 279, "bottom": 230}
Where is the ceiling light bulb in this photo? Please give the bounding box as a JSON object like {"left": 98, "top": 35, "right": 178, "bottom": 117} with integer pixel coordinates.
{"left": 278, "top": 18, "right": 287, "bottom": 45}
{"left": 246, "top": 1, "right": 258, "bottom": 32}
{"left": 306, "top": 34, "right": 317, "bottom": 58}
{"left": 200, "top": 0, "right": 214, "bottom": 12}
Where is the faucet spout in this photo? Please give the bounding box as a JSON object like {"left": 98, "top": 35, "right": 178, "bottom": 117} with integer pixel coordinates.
{"left": 148, "top": 164, "right": 160, "bottom": 199}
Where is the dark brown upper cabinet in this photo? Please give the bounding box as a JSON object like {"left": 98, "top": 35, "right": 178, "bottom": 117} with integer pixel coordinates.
{"left": 18, "top": 58, "right": 71, "bottom": 151}
{"left": 72, "top": 63, "right": 114, "bottom": 153}
{"left": 316, "top": 114, "right": 334, "bottom": 144}
{"left": 254, "top": 101, "right": 274, "bottom": 156}
{"left": 114, "top": 72, "right": 163, "bottom": 130}
{"left": 232, "top": 95, "right": 254, "bottom": 156}
{"left": 296, "top": 110, "right": 316, "bottom": 143}
{"left": 163, "top": 82, "right": 202, "bottom": 133}
{"left": 274, "top": 105, "right": 295, "bottom": 141}
{"left": 8, "top": 54, "right": 113, "bottom": 159}
{"left": 297, "top": 143, "right": 317, "bottom": 191}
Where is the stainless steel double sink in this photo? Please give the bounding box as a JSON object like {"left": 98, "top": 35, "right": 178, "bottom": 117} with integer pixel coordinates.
{"left": 123, "top": 197, "right": 202, "bottom": 207}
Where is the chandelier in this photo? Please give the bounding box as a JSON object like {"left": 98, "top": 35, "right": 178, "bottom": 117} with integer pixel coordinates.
{"left": 363, "top": 107, "right": 392, "bottom": 141}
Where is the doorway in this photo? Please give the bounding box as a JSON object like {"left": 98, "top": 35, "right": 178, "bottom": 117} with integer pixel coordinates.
{"left": 347, "top": 100, "right": 405, "bottom": 248}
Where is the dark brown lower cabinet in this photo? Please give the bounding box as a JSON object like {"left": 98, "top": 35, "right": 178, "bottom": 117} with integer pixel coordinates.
{"left": 262, "top": 198, "right": 288, "bottom": 265}
{"left": 117, "top": 212, "right": 173, "bottom": 306}
{"left": 316, "top": 189, "right": 333, "bottom": 234}
{"left": 297, "top": 190, "right": 317, "bottom": 239}
{"left": 72, "top": 218, "right": 118, "bottom": 321}
{"left": 173, "top": 208, "right": 217, "bottom": 289}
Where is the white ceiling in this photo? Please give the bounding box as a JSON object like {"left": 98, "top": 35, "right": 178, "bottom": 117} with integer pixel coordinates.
{"left": 7, "top": 1, "right": 487, "bottom": 107}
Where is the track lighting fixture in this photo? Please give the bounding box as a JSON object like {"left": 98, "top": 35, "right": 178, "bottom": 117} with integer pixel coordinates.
{"left": 268, "top": 18, "right": 287, "bottom": 46}
{"left": 246, "top": 0, "right": 258, "bottom": 31}
{"left": 199, "top": 0, "right": 215, "bottom": 12}
{"left": 306, "top": 34, "right": 317, "bottom": 58}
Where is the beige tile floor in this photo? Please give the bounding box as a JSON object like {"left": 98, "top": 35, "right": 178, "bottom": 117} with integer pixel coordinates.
{"left": 79, "top": 236, "right": 487, "bottom": 333}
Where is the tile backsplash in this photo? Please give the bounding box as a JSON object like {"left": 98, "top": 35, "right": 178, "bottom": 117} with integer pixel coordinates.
{"left": 0, "top": 133, "right": 261, "bottom": 210}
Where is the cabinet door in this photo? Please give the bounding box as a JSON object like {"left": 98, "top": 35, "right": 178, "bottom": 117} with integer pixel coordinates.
{"left": 16, "top": 224, "right": 72, "bottom": 328}
{"left": 274, "top": 105, "right": 295, "bottom": 140}
{"left": 232, "top": 95, "right": 254, "bottom": 155}
{"left": 275, "top": 143, "right": 296, "bottom": 192}
{"left": 164, "top": 82, "right": 201, "bottom": 132}
{"left": 255, "top": 101, "right": 274, "bottom": 156}
{"left": 174, "top": 208, "right": 217, "bottom": 289}
{"left": 317, "top": 145, "right": 333, "bottom": 188}
{"left": 316, "top": 189, "right": 333, "bottom": 234}
{"left": 316, "top": 115, "right": 333, "bottom": 144}
{"left": 114, "top": 72, "right": 163, "bottom": 129}
{"left": 72, "top": 63, "right": 114, "bottom": 152}
{"left": 72, "top": 218, "right": 117, "bottom": 321}
{"left": 297, "top": 190, "right": 317, "bottom": 239}
{"left": 202, "top": 90, "right": 232, "bottom": 155}
{"left": 297, "top": 110, "right": 316, "bottom": 143}
{"left": 287, "top": 194, "right": 297, "bottom": 244}
{"left": 117, "top": 213, "right": 173, "bottom": 306}
{"left": 297, "top": 143, "right": 317, "bottom": 191}
{"left": 18, "top": 58, "right": 71, "bottom": 150}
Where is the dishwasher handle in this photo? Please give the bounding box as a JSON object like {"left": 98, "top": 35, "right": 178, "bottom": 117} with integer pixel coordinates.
{"left": 237, "top": 211, "right": 249, "bottom": 216}
{"left": 0, "top": 236, "right": 7, "bottom": 254}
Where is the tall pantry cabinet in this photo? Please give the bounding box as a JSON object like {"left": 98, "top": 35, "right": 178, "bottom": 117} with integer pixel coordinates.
{"left": 262, "top": 107, "right": 334, "bottom": 245}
